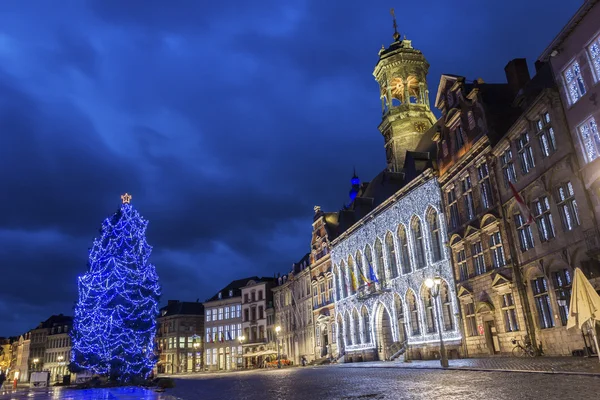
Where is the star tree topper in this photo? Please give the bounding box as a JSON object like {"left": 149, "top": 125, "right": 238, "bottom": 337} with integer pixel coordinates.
{"left": 121, "top": 193, "right": 132, "bottom": 204}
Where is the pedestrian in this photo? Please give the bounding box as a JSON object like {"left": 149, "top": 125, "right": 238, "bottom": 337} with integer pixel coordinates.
{"left": 0, "top": 371, "right": 6, "bottom": 390}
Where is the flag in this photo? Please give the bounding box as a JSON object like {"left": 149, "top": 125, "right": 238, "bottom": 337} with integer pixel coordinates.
{"left": 210, "top": 334, "right": 214, "bottom": 343}
{"left": 220, "top": 333, "right": 224, "bottom": 343}
{"left": 358, "top": 268, "right": 370, "bottom": 286}
{"left": 509, "top": 182, "right": 533, "bottom": 224}
{"left": 227, "top": 331, "right": 232, "bottom": 341}
{"left": 368, "top": 261, "right": 379, "bottom": 284}
{"left": 349, "top": 269, "right": 358, "bottom": 291}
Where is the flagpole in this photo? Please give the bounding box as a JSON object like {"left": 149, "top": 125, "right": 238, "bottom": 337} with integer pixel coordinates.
{"left": 489, "top": 157, "right": 540, "bottom": 355}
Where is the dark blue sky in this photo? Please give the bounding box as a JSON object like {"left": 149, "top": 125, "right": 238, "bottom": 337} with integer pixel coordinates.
{"left": 0, "top": 1, "right": 580, "bottom": 336}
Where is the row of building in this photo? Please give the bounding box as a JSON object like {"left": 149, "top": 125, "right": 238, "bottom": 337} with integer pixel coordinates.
{"left": 3, "top": 0, "right": 600, "bottom": 379}
{"left": 0, "top": 314, "right": 73, "bottom": 383}
{"left": 156, "top": 0, "right": 600, "bottom": 372}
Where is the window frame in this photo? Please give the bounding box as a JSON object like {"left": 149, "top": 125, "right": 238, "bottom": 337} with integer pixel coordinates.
{"left": 563, "top": 59, "right": 587, "bottom": 105}
{"left": 532, "top": 196, "right": 556, "bottom": 242}
{"left": 556, "top": 181, "right": 580, "bottom": 231}
{"left": 535, "top": 112, "right": 557, "bottom": 158}
{"left": 578, "top": 116, "right": 600, "bottom": 163}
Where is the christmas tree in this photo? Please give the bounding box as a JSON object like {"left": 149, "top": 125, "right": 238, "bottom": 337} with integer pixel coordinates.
{"left": 71, "top": 193, "right": 161, "bottom": 382}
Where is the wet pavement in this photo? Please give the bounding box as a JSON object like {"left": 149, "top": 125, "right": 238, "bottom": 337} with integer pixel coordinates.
{"left": 167, "top": 365, "right": 600, "bottom": 399}
{"left": 342, "top": 356, "right": 600, "bottom": 375}
{"left": 3, "top": 359, "right": 600, "bottom": 400}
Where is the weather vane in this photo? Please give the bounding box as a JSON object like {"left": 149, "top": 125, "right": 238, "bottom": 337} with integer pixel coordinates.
{"left": 390, "top": 8, "right": 400, "bottom": 42}
{"left": 121, "top": 193, "right": 132, "bottom": 204}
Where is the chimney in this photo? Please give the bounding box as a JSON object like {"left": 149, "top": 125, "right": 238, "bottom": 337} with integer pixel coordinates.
{"left": 504, "top": 58, "right": 530, "bottom": 96}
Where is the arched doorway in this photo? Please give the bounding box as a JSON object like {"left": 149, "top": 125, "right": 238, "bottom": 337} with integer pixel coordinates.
{"left": 375, "top": 303, "right": 394, "bottom": 360}
{"left": 321, "top": 326, "right": 329, "bottom": 357}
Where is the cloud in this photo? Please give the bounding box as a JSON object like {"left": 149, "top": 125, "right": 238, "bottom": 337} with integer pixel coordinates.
{"left": 0, "top": 0, "right": 582, "bottom": 336}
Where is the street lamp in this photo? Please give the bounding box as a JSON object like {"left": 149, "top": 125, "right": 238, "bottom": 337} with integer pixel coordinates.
{"left": 425, "top": 277, "right": 448, "bottom": 368}
{"left": 275, "top": 326, "right": 281, "bottom": 369}
{"left": 33, "top": 358, "right": 39, "bottom": 371}
{"left": 238, "top": 335, "right": 246, "bottom": 369}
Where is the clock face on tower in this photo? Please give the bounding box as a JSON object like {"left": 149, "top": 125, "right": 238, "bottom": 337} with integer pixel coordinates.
{"left": 414, "top": 122, "right": 427, "bottom": 133}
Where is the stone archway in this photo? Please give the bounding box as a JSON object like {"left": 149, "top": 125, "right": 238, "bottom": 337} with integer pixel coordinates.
{"left": 375, "top": 303, "right": 394, "bottom": 361}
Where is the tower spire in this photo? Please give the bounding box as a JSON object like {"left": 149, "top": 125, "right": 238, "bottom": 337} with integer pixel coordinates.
{"left": 390, "top": 8, "right": 400, "bottom": 42}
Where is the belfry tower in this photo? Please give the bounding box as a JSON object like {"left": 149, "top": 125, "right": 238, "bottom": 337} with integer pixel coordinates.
{"left": 374, "top": 10, "right": 437, "bottom": 172}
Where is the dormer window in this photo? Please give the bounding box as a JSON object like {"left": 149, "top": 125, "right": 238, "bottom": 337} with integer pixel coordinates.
{"left": 229, "top": 289, "right": 233, "bottom": 297}
{"left": 218, "top": 292, "right": 222, "bottom": 300}
{"left": 446, "top": 92, "right": 454, "bottom": 107}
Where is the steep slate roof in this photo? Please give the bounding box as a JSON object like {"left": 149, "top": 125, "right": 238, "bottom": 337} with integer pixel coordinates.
{"left": 160, "top": 301, "right": 205, "bottom": 317}
{"left": 331, "top": 150, "right": 435, "bottom": 238}
{"left": 35, "top": 314, "right": 73, "bottom": 329}
{"left": 205, "top": 276, "right": 274, "bottom": 302}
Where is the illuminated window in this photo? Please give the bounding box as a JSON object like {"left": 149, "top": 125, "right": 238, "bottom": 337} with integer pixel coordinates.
{"left": 578, "top": 117, "right": 600, "bottom": 163}
{"left": 515, "top": 213, "right": 535, "bottom": 251}
{"left": 501, "top": 293, "right": 519, "bottom": 332}
{"left": 532, "top": 196, "right": 555, "bottom": 242}
{"left": 587, "top": 34, "right": 600, "bottom": 82}
{"left": 563, "top": 60, "right": 586, "bottom": 104}
{"left": 500, "top": 148, "right": 517, "bottom": 187}
{"left": 516, "top": 132, "right": 535, "bottom": 174}
{"left": 489, "top": 231, "right": 506, "bottom": 268}
{"left": 535, "top": 112, "right": 556, "bottom": 158}
{"left": 477, "top": 163, "right": 492, "bottom": 210}
{"left": 556, "top": 182, "right": 580, "bottom": 231}
{"left": 531, "top": 277, "right": 554, "bottom": 329}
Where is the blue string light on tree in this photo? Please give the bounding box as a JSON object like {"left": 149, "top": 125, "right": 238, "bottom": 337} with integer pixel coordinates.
{"left": 70, "top": 193, "right": 161, "bottom": 382}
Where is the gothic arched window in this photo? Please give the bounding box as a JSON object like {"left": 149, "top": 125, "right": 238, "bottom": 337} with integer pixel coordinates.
{"left": 374, "top": 238, "right": 385, "bottom": 283}
{"left": 407, "top": 290, "right": 420, "bottom": 336}
{"left": 334, "top": 264, "right": 342, "bottom": 301}
{"left": 361, "top": 307, "right": 371, "bottom": 344}
{"left": 440, "top": 280, "right": 454, "bottom": 331}
{"left": 412, "top": 217, "right": 426, "bottom": 269}
{"left": 352, "top": 309, "right": 361, "bottom": 345}
{"left": 345, "top": 312, "right": 352, "bottom": 345}
{"left": 398, "top": 225, "right": 412, "bottom": 274}
{"left": 422, "top": 286, "right": 437, "bottom": 334}
{"left": 355, "top": 251, "right": 365, "bottom": 287}
{"left": 347, "top": 256, "right": 356, "bottom": 295}
{"left": 385, "top": 232, "right": 399, "bottom": 279}
{"left": 428, "top": 208, "right": 443, "bottom": 262}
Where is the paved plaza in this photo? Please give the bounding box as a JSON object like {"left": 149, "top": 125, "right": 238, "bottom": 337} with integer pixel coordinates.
{"left": 2, "top": 358, "right": 600, "bottom": 400}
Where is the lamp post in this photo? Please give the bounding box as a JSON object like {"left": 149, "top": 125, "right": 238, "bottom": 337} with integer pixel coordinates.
{"left": 275, "top": 326, "right": 281, "bottom": 369}
{"left": 238, "top": 335, "right": 245, "bottom": 369}
{"left": 425, "top": 277, "right": 448, "bottom": 368}
{"left": 33, "top": 358, "right": 39, "bottom": 372}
